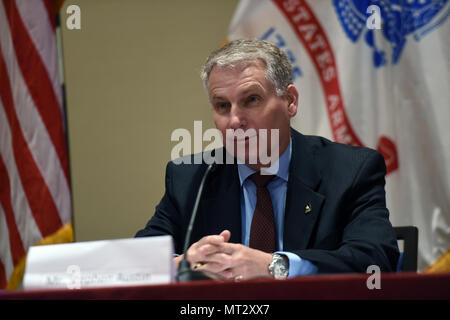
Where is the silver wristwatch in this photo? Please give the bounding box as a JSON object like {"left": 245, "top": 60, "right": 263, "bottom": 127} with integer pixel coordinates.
{"left": 268, "top": 253, "right": 289, "bottom": 280}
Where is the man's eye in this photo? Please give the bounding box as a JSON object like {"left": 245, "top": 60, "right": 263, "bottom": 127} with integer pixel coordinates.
{"left": 215, "top": 102, "right": 229, "bottom": 110}
{"left": 247, "top": 96, "right": 260, "bottom": 104}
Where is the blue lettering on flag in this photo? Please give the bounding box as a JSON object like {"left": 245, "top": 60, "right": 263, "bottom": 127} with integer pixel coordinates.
{"left": 261, "top": 27, "right": 303, "bottom": 81}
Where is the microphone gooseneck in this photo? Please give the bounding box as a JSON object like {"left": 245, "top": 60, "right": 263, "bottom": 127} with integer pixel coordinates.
{"left": 177, "top": 163, "right": 216, "bottom": 282}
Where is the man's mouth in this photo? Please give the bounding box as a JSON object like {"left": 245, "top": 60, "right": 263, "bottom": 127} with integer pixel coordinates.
{"left": 234, "top": 134, "right": 257, "bottom": 142}
{"left": 224, "top": 129, "right": 259, "bottom": 145}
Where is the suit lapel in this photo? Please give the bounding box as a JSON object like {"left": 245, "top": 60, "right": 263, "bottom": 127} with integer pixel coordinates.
{"left": 283, "top": 129, "right": 325, "bottom": 251}
{"left": 199, "top": 163, "right": 242, "bottom": 244}
{"left": 195, "top": 131, "right": 325, "bottom": 250}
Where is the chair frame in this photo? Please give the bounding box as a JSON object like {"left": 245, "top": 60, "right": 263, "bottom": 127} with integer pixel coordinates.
{"left": 394, "top": 226, "right": 418, "bottom": 272}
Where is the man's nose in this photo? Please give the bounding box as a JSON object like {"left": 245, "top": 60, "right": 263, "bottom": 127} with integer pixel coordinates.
{"left": 229, "top": 105, "right": 246, "bottom": 129}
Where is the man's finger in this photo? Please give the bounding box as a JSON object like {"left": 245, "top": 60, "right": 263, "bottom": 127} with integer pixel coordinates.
{"left": 195, "top": 234, "right": 227, "bottom": 247}
{"left": 196, "top": 261, "right": 230, "bottom": 275}
{"left": 186, "top": 234, "right": 228, "bottom": 263}
{"left": 217, "top": 242, "right": 241, "bottom": 255}
{"left": 219, "top": 230, "right": 231, "bottom": 242}
{"left": 201, "top": 252, "right": 232, "bottom": 266}
{"left": 217, "top": 269, "right": 233, "bottom": 279}
{"left": 197, "top": 243, "right": 223, "bottom": 257}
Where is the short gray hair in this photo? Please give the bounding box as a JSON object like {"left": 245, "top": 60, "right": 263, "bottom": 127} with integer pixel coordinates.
{"left": 200, "top": 39, "right": 293, "bottom": 96}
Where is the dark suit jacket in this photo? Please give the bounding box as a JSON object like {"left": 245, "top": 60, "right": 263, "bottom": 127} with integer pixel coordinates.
{"left": 136, "top": 128, "right": 399, "bottom": 273}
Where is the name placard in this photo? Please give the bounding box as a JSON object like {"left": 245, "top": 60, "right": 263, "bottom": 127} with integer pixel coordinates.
{"left": 23, "top": 236, "right": 174, "bottom": 289}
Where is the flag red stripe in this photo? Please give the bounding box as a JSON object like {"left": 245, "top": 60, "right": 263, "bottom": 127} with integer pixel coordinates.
{"left": 0, "top": 155, "right": 26, "bottom": 265}
{"left": 42, "top": 0, "right": 56, "bottom": 31}
{"left": 2, "top": 0, "right": 70, "bottom": 184}
{"left": 0, "top": 51, "right": 63, "bottom": 237}
{"left": 0, "top": 259, "right": 6, "bottom": 289}
{"left": 273, "top": 0, "right": 364, "bottom": 147}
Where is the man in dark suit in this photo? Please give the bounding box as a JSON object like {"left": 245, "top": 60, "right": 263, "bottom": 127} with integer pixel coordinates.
{"left": 136, "top": 39, "right": 399, "bottom": 279}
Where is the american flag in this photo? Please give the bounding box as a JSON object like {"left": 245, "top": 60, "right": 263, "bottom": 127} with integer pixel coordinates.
{"left": 0, "top": 0, "right": 72, "bottom": 289}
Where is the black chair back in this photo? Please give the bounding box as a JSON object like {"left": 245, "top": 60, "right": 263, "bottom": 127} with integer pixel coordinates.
{"left": 394, "top": 226, "right": 418, "bottom": 272}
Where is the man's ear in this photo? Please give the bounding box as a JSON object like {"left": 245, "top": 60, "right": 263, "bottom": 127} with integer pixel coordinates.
{"left": 285, "top": 84, "right": 299, "bottom": 118}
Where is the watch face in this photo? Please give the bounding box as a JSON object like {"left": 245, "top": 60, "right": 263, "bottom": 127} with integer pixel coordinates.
{"left": 275, "top": 263, "right": 288, "bottom": 279}
{"left": 271, "top": 254, "right": 288, "bottom": 279}
{"left": 275, "top": 263, "right": 285, "bottom": 274}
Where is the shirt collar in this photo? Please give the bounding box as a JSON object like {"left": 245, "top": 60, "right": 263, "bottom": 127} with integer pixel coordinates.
{"left": 237, "top": 138, "right": 292, "bottom": 186}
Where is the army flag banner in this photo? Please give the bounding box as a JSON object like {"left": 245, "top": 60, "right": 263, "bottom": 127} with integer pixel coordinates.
{"left": 227, "top": 0, "right": 449, "bottom": 271}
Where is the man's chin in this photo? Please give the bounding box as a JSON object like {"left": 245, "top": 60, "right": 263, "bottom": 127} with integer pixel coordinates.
{"left": 224, "top": 145, "right": 275, "bottom": 168}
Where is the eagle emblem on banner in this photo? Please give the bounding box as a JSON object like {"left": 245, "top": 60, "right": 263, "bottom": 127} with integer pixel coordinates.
{"left": 333, "top": 0, "right": 449, "bottom": 67}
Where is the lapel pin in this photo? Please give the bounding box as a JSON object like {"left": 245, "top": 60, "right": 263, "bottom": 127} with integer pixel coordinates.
{"left": 305, "top": 204, "right": 312, "bottom": 214}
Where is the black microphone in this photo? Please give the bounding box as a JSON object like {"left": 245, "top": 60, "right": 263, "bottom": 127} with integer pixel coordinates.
{"left": 177, "top": 162, "right": 217, "bottom": 282}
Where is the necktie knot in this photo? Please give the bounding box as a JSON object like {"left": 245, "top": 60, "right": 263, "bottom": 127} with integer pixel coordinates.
{"left": 250, "top": 172, "right": 275, "bottom": 188}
